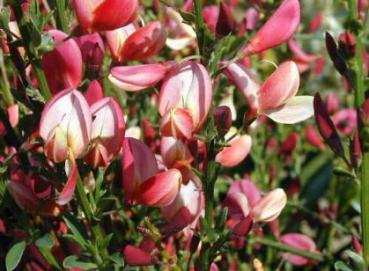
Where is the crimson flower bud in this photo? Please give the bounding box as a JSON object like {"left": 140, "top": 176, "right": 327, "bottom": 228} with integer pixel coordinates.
{"left": 214, "top": 106, "right": 232, "bottom": 136}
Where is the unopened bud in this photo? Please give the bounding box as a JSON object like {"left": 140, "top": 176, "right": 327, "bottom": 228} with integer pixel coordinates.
{"left": 214, "top": 106, "right": 232, "bottom": 136}
{"left": 338, "top": 31, "right": 356, "bottom": 59}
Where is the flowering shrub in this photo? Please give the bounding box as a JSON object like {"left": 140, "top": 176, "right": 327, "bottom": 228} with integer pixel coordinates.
{"left": 0, "top": 0, "right": 368, "bottom": 270}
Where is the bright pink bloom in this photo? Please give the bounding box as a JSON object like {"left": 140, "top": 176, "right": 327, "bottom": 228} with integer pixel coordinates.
{"left": 215, "top": 131, "right": 252, "bottom": 168}
{"left": 333, "top": 108, "right": 357, "bottom": 135}
{"left": 226, "top": 61, "right": 313, "bottom": 124}
{"left": 84, "top": 80, "right": 104, "bottom": 106}
{"left": 109, "top": 63, "right": 169, "bottom": 91}
{"left": 39, "top": 89, "right": 92, "bottom": 163}
{"left": 159, "top": 61, "right": 213, "bottom": 139}
{"left": 7, "top": 104, "right": 19, "bottom": 128}
{"left": 137, "top": 169, "right": 182, "bottom": 207}
{"left": 160, "top": 136, "right": 193, "bottom": 168}
{"left": 203, "top": 5, "right": 219, "bottom": 33}
{"left": 325, "top": 93, "right": 340, "bottom": 115}
{"left": 72, "top": 0, "right": 138, "bottom": 33}
{"left": 42, "top": 30, "right": 83, "bottom": 94}
{"left": 305, "top": 125, "right": 325, "bottom": 151}
{"left": 121, "top": 137, "right": 159, "bottom": 202}
{"left": 56, "top": 163, "right": 78, "bottom": 205}
{"left": 123, "top": 245, "right": 154, "bottom": 266}
{"left": 85, "top": 97, "right": 125, "bottom": 168}
{"left": 244, "top": 8, "right": 259, "bottom": 31}
{"left": 242, "top": 0, "right": 300, "bottom": 55}
{"left": 280, "top": 233, "right": 318, "bottom": 266}
{"left": 119, "top": 21, "right": 166, "bottom": 61}
{"left": 250, "top": 188, "right": 287, "bottom": 222}
{"left": 161, "top": 179, "right": 204, "bottom": 230}
{"left": 105, "top": 23, "right": 137, "bottom": 62}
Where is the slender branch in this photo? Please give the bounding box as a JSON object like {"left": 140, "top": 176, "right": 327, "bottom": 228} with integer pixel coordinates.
{"left": 348, "top": 0, "right": 369, "bottom": 266}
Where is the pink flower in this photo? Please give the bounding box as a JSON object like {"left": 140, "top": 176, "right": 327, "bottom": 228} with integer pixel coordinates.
{"left": 226, "top": 61, "right": 314, "bottom": 124}
{"left": 83, "top": 80, "right": 104, "bottom": 106}
{"left": 39, "top": 89, "right": 92, "bottom": 163}
{"left": 41, "top": 30, "right": 83, "bottom": 94}
{"left": 215, "top": 128, "right": 252, "bottom": 168}
{"left": 72, "top": 0, "right": 138, "bottom": 33}
{"left": 280, "top": 233, "right": 318, "bottom": 266}
{"left": 121, "top": 137, "right": 158, "bottom": 203}
{"left": 110, "top": 21, "right": 166, "bottom": 62}
{"left": 223, "top": 179, "right": 287, "bottom": 235}
{"left": 84, "top": 97, "right": 125, "bottom": 168}
{"left": 105, "top": 23, "right": 138, "bottom": 62}
{"left": 333, "top": 108, "right": 357, "bottom": 135}
{"left": 161, "top": 178, "right": 204, "bottom": 230}
{"left": 109, "top": 63, "right": 170, "bottom": 91}
{"left": 242, "top": 0, "right": 300, "bottom": 55}
{"left": 159, "top": 61, "right": 213, "bottom": 139}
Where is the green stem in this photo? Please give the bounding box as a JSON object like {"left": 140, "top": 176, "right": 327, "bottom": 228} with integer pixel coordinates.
{"left": 193, "top": 0, "right": 206, "bottom": 61}
{"left": 75, "top": 174, "right": 109, "bottom": 267}
{"left": 348, "top": 0, "right": 369, "bottom": 266}
{"left": 251, "top": 237, "right": 326, "bottom": 262}
{"left": 11, "top": 3, "right": 52, "bottom": 101}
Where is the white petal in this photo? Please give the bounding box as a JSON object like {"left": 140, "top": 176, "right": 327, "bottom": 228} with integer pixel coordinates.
{"left": 265, "top": 96, "right": 314, "bottom": 124}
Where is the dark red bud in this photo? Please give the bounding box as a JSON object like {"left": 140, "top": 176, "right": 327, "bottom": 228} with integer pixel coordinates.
{"left": 338, "top": 31, "right": 356, "bottom": 58}
{"left": 214, "top": 106, "right": 232, "bottom": 136}
{"left": 350, "top": 131, "right": 362, "bottom": 169}
{"left": 360, "top": 98, "right": 369, "bottom": 125}
{"left": 314, "top": 93, "right": 346, "bottom": 160}
{"left": 215, "top": 2, "right": 234, "bottom": 37}
{"left": 352, "top": 236, "right": 363, "bottom": 255}
{"left": 280, "top": 132, "right": 299, "bottom": 154}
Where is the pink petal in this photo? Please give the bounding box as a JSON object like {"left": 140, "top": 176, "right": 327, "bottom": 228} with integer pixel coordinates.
{"left": 39, "top": 89, "right": 92, "bottom": 160}
{"left": 251, "top": 188, "right": 287, "bottom": 222}
{"left": 73, "top": 0, "right": 138, "bottom": 33}
{"left": 123, "top": 245, "right": 153, "bottom": 266}
{"left": 121, "top": 137, "right": 158, "bottom": 202}
{"left": 56, "top": 162, "right": 78, "bottom": 205}
{"left": 121, "top": 21, "right": 167, "bottom": 61}
{"left": 223, "top": 192, "right": 250, "bottom": 219}
{"left": 84, "top": 80, "right": 104, "bottom": 106}
{"left": 243, "top": 0, "right": 300, "bottom": 55}
{"left": 161, "top": 179, "right": 203, "bottom": 229}
{"left": 215, "top": 134, "right": 252, "bottom": 167}
{"left": 109, "top": 63, "right": 168, "bottom": 91}
{"left": 137, "top": 169, "right": 182, "bottom": 207}
{"left": 159, "top": 61, "right": 213, "bottom": 130}
{"left": 42, "top": 30, "right": 82, "bottom": 94}
{"left": 264, "top": 96, "right": 314, "bottom": 124}
{"left": 160, "top": 136, "right": 193, "bottom": 168}
{"left": 258, "top": 61, "right": 300, "bottom": 112}
{"left": 280, "top": 233, "right": 317, "bottom": 266}
{"left": 227, "top": 178, "right": 261, "bottom": 208}
{"left": 224, "top": 62, "right": 260, "bottom": 114}
{"left": 160, "top": 108, "right": 194, "bottom": 140}
{"left": 105, "top": 23, "right": 137, "bottom": 62}
{"left": 7, "top": 104, "right": 19, "bottom": 128}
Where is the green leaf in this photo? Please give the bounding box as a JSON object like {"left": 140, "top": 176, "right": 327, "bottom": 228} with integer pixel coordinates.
{"left": 63, "top": 215, "right": 88, "bottom": 247}
{"left": 110, "top": 252, "right": 125, "bottom": 267}
{"left": 35, "top": 233, "right": 55, "bottom": 249}
{"left": 63, "top": 255, "right": 97, "bottom": 270}
{"left": 178, "top": 10, "right": 195, "bottom": 24}
{"left": 334, "top": 261, "right": 353, "bottom": 271}
{"left": 6, "top": 240, "right": 26, "bottom": 271}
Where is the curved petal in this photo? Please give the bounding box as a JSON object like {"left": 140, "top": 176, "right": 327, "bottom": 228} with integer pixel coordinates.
{"left": 243, "top": 0, "right": 300, "bottom": 55}
{"left": 56, "top": 163, "right": 78, "bottom": 205}
{"left": 121, "top": 21, "right": 166, "bottom": 61}
{"left": 123, "top": 245, "right": 153, "bottom": 266}
{"left": 137, "top": 169, "right": 182, "bottom": 207}
{"left": 109, "top": 63, "right": 168, "bottom": 91}
{"left": 160, "top": 108, "right": 194, "bottom": 139}
{"left": 264, "top": 96, "right": 314, "bottom": 124}
{"left": 251, "top": 188, "right": 287, "bottom": 222}
{"left": 84, "top": 80, "right": 104, "bottom": 106}
{"left": 224, "top": 62, "right": 260, "bottom": 114}
{"left": 121, "top": 137, "right": 158, "bottom": 202}
{"left": 227, "top": 178, "right": 261, "bottom": 208}
{"left": 280, "top": 233, "right": 318, "bottom": 266}
{"left": 258, "top": 61, "right": 300, "bottom": 112}
{"left": 215, "top": 134, "right": 252, "bottom": 167}
{"left": 159, "top": 61, "right": 213, "bottom": 129}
